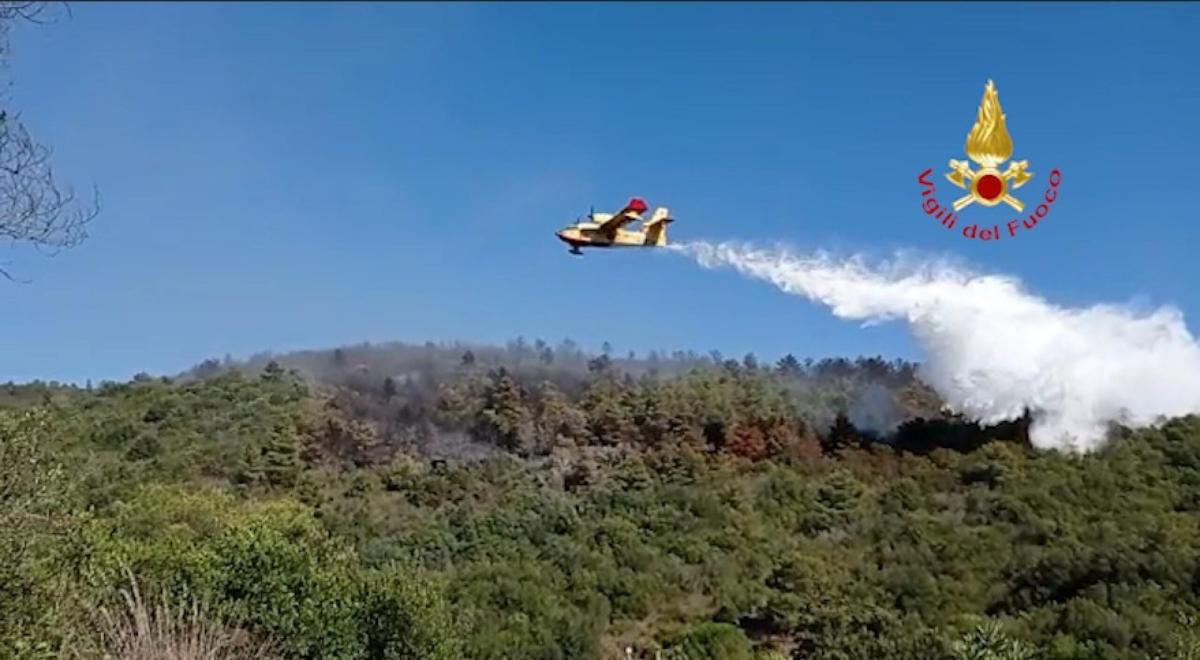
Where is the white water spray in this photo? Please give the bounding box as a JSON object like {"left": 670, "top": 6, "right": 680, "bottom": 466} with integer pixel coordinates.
{"left": 674, "top": 242, "right": 1200, "bottom": 451}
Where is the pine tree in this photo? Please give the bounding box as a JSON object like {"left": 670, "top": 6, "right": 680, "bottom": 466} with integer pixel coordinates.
{"left": 824, "top": 412, "right": 862, "bottom": 454}
{"left": 477, "top": 370, "right": 533, "bottom": 453}
{"left": 587, "top": 354, "right": 611, "bottom": 374}
{"left": 582, "top": 378, "right": 637, "bottom": 446}
{"left": 535, "top": 381, "right": 588, "bottom": 450}
{"left": 259, "top": 424, "right": 300, "bottom": 488}
{"left": 776, "top": 353, "right": 802, "bottom": 376}
{"left": 262, "top": 360, "right": 285, "bottom": 382}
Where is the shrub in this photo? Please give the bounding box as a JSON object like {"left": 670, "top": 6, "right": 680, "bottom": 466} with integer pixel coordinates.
{"left": 661, "top": 623, "right": 753, "bottom": 660}
{"left": 83, "top": 570, "right": 278, "bottom": 659}
{"left": 73, "top": 486, "right": 460, "bottom": 660}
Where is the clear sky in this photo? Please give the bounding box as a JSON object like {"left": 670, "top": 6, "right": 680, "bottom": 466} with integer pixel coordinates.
{"left": 3, "top": 2, "right": 1198, "bottom": 383}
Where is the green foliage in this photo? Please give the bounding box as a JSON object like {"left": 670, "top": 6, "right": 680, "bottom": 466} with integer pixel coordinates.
{"left": 661, "top": 622, "right": 753, "bottom": 659}
{"left": 0, "top": 408, "right": 79, "bottom": 658}
{"left": 67, "top": 486, "right": 461, "bottom": 659}
{"left": 360, "top": 566, "right": 462, "bottom": 660}
{"left": 8, "top": 350, "right": 1200, "bottom": 659}
{"left": 0, "top": 371, "right": 313, "bottom": 506}
{"left": 952, "top": 622, "right": 1036, "bottom": 660}
{"left": 72, "top": 487, "right": 356, "bottom": 657}
{"left": 475, "top": 369, "right": 535, "bottom": 454}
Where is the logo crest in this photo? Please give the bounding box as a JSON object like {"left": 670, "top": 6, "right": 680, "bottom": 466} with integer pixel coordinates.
{"left": 945, "top": 80, "right": 1031, "bottom": 212}
{"left": 916, "top": 80, "right": 1061, "bottom": 242}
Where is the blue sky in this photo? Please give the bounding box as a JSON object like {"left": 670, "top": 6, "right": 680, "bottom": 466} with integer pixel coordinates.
{"left": 3, "top": 2, "right": 1198, "bottom": 383}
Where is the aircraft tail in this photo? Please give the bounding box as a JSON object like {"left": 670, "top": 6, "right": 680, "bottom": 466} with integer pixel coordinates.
{"left": 643, "top": 207, "right": 673, "bottom": 246}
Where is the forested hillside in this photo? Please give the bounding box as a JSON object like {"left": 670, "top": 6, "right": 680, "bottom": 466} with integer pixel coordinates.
{"left": 4, "top": 341, "right": 1200, "bottom": 659}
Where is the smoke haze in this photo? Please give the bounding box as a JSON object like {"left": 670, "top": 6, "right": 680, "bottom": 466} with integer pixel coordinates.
{"left": 674, "top": 242, "right": 1200, "bottom": 452}
{"left": 848, "top": 381, "right": 905, "bottom": 436}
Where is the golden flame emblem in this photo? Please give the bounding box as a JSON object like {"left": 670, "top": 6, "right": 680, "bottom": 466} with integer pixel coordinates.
{"left": 965, "top": 80, "right": 1012, "bottom": 168}
{"left": 945, "top": 80, "right": 1032, "bottom": 212}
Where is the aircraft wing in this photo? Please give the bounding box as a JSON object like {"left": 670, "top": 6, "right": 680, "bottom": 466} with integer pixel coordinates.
{"left": 596, "top": 197, "right": 649, "bottom": 236}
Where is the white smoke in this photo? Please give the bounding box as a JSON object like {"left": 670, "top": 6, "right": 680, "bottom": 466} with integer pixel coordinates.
{"left": 674, "top": 241, "right": 1200, "bottom": 452}
{"left": 848, "top": 382, "right": 904, "bottom": 436}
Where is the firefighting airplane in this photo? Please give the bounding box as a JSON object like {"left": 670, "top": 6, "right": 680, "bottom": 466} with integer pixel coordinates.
{"left": 555, "top": 197, "right": 673, "bottom": 256}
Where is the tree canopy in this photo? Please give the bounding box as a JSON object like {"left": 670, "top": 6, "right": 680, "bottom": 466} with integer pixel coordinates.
{"left": 3, "top": 343, "right": 1199, "bottom": 658}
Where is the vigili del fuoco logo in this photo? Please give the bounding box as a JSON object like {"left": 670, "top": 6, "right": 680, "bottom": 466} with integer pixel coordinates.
{"left": 918, "top": 80, "right": 1061, "bottom": 241}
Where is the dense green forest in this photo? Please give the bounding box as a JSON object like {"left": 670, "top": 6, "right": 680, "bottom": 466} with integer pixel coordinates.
{"left": 4, "top": 341, "right": 1200, "bottom": 659}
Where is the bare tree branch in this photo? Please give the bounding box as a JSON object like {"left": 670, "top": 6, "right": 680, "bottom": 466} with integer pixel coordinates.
{"left": 0, "top": 111, "right": 98, "bottom": 249}
{"left": 0, "top": 1, "right": 97, "bottom": 281}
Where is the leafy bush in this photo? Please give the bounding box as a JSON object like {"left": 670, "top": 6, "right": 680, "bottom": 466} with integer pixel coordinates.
{"left": 661, "top": 623, "right": 753, "bottom": 660}
{"left": 0, "top": 409, "right": 77, "bottom": 658}
{"left": 69, "top": 486, "right": 461, "bottom": 660}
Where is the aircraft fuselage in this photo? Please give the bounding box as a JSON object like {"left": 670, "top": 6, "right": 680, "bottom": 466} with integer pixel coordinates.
{"left": 555, "top": 226, "right": 655, "bottom": 251}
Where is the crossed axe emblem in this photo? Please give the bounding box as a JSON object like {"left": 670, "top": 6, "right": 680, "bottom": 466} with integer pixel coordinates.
{"left": 945, "top": 159, "right": 1033, "bottom": 212}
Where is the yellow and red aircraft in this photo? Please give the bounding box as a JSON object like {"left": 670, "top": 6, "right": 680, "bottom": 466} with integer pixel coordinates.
{"left": 555, "top": 197, "right": 673, "bottom": 256}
